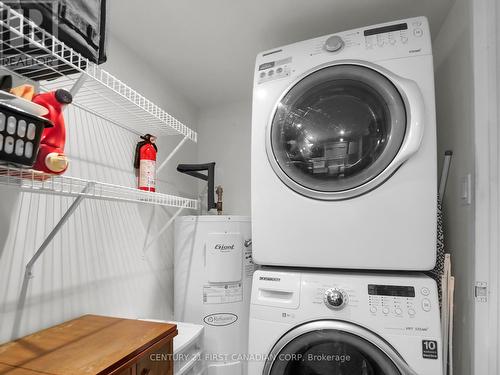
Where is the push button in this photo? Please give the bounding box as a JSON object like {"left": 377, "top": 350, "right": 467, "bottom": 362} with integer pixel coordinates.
{"left": 422, "top": 298, "right": 432, "bottom": 312}
{"left": 414, "top": 28, "right": 424, "bottom": 37}
{"left": 421, "top": 287, "right": 430, "bottom": 296}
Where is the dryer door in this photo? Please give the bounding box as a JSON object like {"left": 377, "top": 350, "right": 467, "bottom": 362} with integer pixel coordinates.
{"left": 267, "top": 64, "right": 409, "bottom": 200}
{"left": 264, "top": 320, "right": 417, "bottom": 375}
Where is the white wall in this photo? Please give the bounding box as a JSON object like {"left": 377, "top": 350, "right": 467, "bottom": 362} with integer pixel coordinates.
{"left": 433, "top": 0, "right": 475, "bottom": 374}
{"left": 0, "top": 36, "right": 199, "bottom": 343}
{"left": 197, "top": 100, "right": 251, "bottom": 216}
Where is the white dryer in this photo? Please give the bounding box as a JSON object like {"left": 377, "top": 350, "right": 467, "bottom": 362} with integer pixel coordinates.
{"left": 248, "top": 269, "right": 442, "bottom": 375}
{"left": 251, "top": 17, "right": 437, "bottom": 270}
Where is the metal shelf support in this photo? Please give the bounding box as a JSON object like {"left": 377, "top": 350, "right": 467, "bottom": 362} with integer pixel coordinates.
{"left": 157, "top": 136, "right": 188, "bottom": 174}
{"left": 69, "top": 72, "right": 88, "bottom": 97}
{"left": 143, "top": 204, "right": 187, "bottom": 252}
{"left": 25, "top": 182, "right": 94, "bottom": 278}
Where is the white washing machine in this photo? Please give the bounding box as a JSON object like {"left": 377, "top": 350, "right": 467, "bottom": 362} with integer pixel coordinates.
{"left": 248, "top": 269, "right": 442, "bottom": 375}
{"left": 251, "top": 17, "right": 437, "bottom": 270}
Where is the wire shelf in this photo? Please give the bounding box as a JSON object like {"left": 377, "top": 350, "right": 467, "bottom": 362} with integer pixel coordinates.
{"left": 0, "top": 164, "right": 198, "bottom": 209}
{"left": 0, "top": 2, "right": 197, "bottom": 141}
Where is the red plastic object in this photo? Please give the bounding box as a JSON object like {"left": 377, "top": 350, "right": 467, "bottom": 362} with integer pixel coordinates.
{"left": 134, "top": 134, "right": 157, "bottom": 192}
{"left": 32, "top": 89, "right": 72, "bottom": 174}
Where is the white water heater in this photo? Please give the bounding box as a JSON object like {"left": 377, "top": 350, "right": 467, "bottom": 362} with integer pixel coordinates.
{"left": 174, "top": 216, "right": 254, "bottom": 375}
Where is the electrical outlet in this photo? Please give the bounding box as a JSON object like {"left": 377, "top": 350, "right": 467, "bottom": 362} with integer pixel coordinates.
{"left": 460, "top": 173, "right": 472, "bottom": 205}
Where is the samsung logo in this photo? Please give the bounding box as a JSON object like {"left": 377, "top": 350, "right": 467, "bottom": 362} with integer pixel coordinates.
{"left": 214, "top": 244, "right": 235, "bottom": 250}
{"left": 259, "top": 276, "right": 281, "bottom": 282}
{"left": 409, "top": 48, "right": 422, "bottom": 54}
{"left": 263, "top": 49, "right": 282, "bottom": 57}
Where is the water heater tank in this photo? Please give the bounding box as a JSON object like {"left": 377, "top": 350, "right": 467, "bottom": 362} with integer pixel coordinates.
{"left": 174, "top": 216, "right": 254, "bottom": 375}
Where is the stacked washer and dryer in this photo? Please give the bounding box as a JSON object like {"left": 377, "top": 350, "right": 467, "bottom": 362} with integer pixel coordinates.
{"left": 249, "top": 17, "right": 443, "bottom": 375}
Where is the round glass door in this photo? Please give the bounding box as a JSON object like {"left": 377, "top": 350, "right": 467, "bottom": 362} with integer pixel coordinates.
{"left": 268, "top": 64, "right": 407, "bottom": 200}
{"left": 266, "top": 325, "right": 404, "bottom": 375}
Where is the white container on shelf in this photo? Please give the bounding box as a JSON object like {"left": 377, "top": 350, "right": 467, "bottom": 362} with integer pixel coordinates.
{"left": 171, "top": 321, "right": 205, "bottom": 375}
{"left": 174, "top": 216, "right": 254, "bottom": 375}
{"left": 140, "top": 319, "right": 205, "bottom": 375}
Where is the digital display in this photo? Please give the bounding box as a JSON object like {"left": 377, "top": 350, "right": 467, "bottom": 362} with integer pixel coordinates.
{"left": 364, "top": 23, "right": 408, "bottom": 37}
{"left": 368, "top": 284, "right": 415, "bottom": 297}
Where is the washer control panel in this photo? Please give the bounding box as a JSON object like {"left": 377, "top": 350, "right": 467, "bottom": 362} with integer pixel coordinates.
{"left": 367, "top": 284, "right": 432, "bottom": 318}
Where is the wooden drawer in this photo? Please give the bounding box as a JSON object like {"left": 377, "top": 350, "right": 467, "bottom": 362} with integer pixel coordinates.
{"left": 136, "top": 341, "right": 173, "bottom": 375}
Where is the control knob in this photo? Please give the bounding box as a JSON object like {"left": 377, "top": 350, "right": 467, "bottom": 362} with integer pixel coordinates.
{"left": 324, "top": 288, "right": 347, "bottom": 309}
{"left": 324, "top": 35, "right": 344, "bottom": 52}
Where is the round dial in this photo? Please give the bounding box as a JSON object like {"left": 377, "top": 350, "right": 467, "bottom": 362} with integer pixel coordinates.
{"left": 324, "top": 288, "right": 347, "bottom": 309}
{"left": 324, "top": 35, "right": 344, "bottom": 52}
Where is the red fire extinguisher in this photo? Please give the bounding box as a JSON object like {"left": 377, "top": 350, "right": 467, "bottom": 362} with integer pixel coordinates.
{"left": 32, "top": 89, "right": 72, "bottom": 174}
{"left": 134, "top": 134, "right": 158, "bottom": 192}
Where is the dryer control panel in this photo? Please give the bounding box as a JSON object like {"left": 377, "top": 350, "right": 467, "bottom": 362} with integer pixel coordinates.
{"left": 362, "top": 19, "right": 426, "bottom": 50}
{"left": 309, "top": 17, "right": 431, "bottom": 59}
{"left": 255, "top": 16, "right": 432, "bottom": 86}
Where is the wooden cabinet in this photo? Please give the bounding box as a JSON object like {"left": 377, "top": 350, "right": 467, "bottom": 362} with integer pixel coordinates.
{"left": 136, "top": 342, "right": 173, "bottom": 375}
{"left": 0, "top": 315, "right": 177, "bottom": 375}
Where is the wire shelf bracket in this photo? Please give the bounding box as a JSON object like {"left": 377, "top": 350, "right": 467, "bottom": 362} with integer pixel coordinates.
{"left": 25, "top": 181, "right": 93, "bottom": 278}
{"left": 157, "top": 135, "right": 188, "bottom": 174}
{"left": 0, "top": 164, "right": 198, "bottom": 276}
{"left": 144, "top": 205, "right": 186, "bottom": 252}
{"left": 69, "top": 72, "right": 87, "bottom": 98}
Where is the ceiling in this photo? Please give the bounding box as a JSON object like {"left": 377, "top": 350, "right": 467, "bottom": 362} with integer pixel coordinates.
{"left": 109, "top": 0, "right": 455, "bottom": 110}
